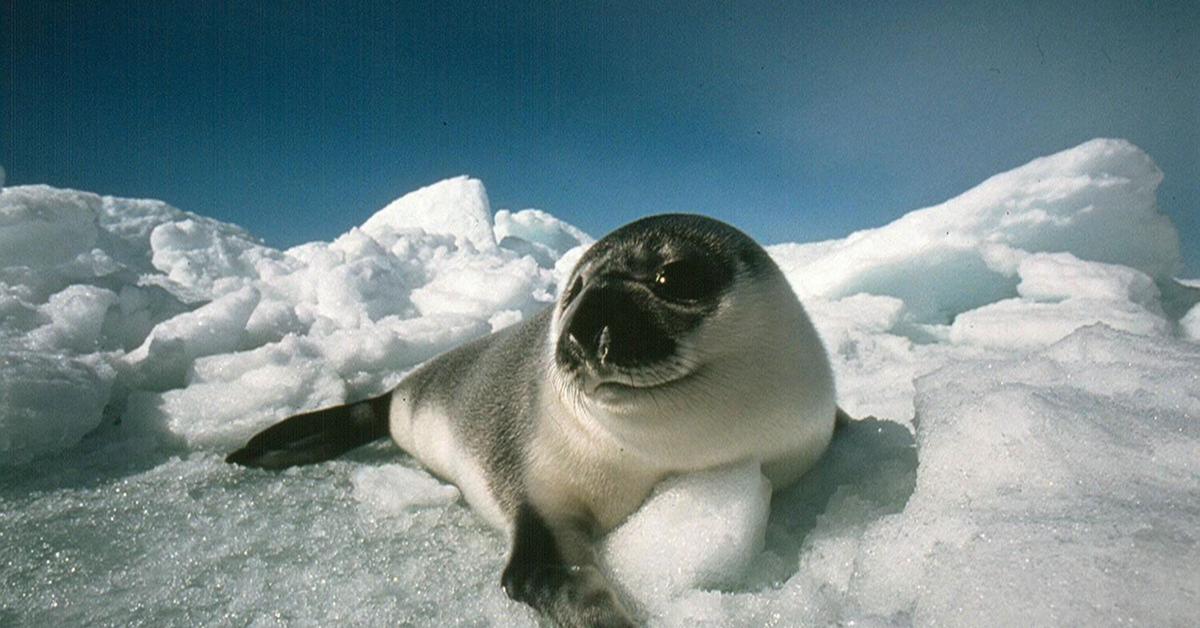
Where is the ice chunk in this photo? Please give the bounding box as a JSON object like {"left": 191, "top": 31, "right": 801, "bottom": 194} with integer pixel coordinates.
{"left": 305, "top": 322, "right": 412, "bottom": 394}
{"left": 494, "top": 208, "right": 592, "bottom": 253}
{"left": 602, "top": 461, "right": 772, "bottom": 596}
{"left": 494, "top": 208, "right": 593, "bottom": 265}
{"left": 0, "top": 185, "right": 99, "bottom": 269}
{"left": 802, "top": 294, "right": 926, "bottom": 423}
{"left": 94, "top": 195, "right": 194, "bottom": 272}
{"left": 352, "top": 464, "right": 462, "bottom": 515}
{"left": 278, "top": 230, "right": 427, "bottom": 330}
{"left": 147, "top": 218, "right": 278, "bottom": 301}
{"left": 242, "top": 297, "right": 304, "bottom": 347}
{"left": 993, "top": 249, "right": 1161, "bottom": 305}
{"left": 124, "top": 337, "right": 348, "bottom": 448}
{"left": 0, "top": 284, "right": 43, "bottom": 339}
{"left": 410, "top": 255, "right": 551, "bottom": 319}
{"left": 949, "top": 249, "right": 1171, "bottom": 348}
{"left": 487, "top": 309, "right": 522, "bottom": 332}
{"left": 0, "top": 351, "right": 115, "bottom": 465}
{"left": 26, "top": 285, "right": 119, "bottom": 352}
{"left": 121, "top": 286, "right": 261, "bottom": 390}
{"left": 551, "top": 242, "right": 590, "bottom": 294}
{"left": 98, "top": 284, "right": 191, "bottom": 352}
{"left": 362, "top": 176, "right": 497, "bottom": 253}
{"left": 806, "top": 293, "right": 907, "bottom": 340}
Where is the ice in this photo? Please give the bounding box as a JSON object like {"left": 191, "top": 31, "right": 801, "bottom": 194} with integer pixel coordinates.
{"left": 361, "top": 176, "right": 498, "bottom": 253}
{"left": 121, "top": 286, "right": 261, "bottom": 390}
{"left": 352, "top": 464, "right": 462, "bottom": 516}
{"left": 146, "top": 217, "right": 277, "bottom": 301}
{"left": 409, "top": 254, "right": 551, "bottom": 319}
{"left": 487, "top": 309, "right": 523, "bottom": 332}
{"left": 26, "top": 285, "right": 119, "bottom": 353}
{"left": 0, "top": 352, "right": 115, "bottom": 465}
{"left": 494, "top": 208, "right": 593, "bottom": 266}
{"left": 949, "top": 296, "right": 1171, "bottom": 348}
{"left": 602, "top": 461, "right": 772, "bottom": 597}
{"left": 0, "top": 185, "right": 100, "bottom": 270}
{"left": 124, "top": 335, "right": 349, "bottom": 448}
{"left": 772, "top": 138, "right": 1181, "bottom": 324}
{"left": 845, "top": 325, "right": 1200, "bottom": 626}
{"left": 1183, "top": 303, "right": 1200, "bottom": 342}
{"left": 2, "top": 139, "right": 1198, "bottom": 626}
{"left": 1009, "top": 250, "right": 1161, "bottom": 304}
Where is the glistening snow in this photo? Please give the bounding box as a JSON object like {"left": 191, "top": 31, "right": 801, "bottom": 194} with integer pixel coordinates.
{"left": 1, "top": 139, "right": 1197, "bottom": 626}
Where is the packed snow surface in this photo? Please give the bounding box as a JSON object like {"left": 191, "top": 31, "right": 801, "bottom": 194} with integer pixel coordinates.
{"left": 1, "top": 139, "right": 1197, "bottom": 626}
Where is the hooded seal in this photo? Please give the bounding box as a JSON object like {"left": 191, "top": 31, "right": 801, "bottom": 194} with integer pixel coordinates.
{"left": 229, "top": 214, "right": 838, "bottom": 627}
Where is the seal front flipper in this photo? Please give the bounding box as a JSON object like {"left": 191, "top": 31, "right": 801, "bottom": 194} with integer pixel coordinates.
{"left": 501, "top": 503, "right": 637, "bottom": 628}
{"left": 226, "top": 394, "right": 391, "bottom": 470}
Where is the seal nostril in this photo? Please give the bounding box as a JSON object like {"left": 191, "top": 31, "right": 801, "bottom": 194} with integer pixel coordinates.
{"left": 565, "top": 289, "right": 607, "bottom": 358}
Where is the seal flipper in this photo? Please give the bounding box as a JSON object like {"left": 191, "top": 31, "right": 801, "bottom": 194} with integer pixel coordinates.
{"left": 226, "top": 394, "right": 391, "bottom": 469}
{"left": 501, "top": 503, "right": 637, "bottom": 628}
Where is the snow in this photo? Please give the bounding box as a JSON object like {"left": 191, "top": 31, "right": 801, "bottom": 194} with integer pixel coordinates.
{"left": 121, "top": 285, "right": 262, "bottom": 390}
{"left": 773, "top": 138, "right": 1180, "bottom": 323}
{"left": 353, "top": 464, "right": 462, "bottom": 515}
{"left": 602, "top": 461, "right": 773, "bottom": 596}
{"left": 1183, "top": 303, "right": 1200, "bottom": 341}
{"left": 1, "top": 139, "right": 1197, "bottom": 626}
{"left": 361, "top": 176, "right": 498, "bottom": 254}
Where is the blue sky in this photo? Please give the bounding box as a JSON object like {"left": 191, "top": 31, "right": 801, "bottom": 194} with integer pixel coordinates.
{"left": 3, "top": 1, "right": 1197, "bottom": 273}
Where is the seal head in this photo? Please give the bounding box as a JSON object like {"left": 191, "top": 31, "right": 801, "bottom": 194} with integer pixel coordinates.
{"left": 554, "top": 214, "right": 768, "bottom": 403}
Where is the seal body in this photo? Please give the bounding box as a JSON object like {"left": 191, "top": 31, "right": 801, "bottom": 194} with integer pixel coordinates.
{"left": 229, "top": 214, "right": 837, "bottom": 626}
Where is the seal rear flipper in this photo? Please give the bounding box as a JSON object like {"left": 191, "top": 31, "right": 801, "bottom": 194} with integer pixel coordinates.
{"left": 226, "top": 394, "right": 391, "bottom": 470}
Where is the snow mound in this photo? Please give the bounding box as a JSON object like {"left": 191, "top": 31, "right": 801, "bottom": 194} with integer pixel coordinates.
{"left": 772, "top": 138, "right": 1181, "bottom": 323}
{"left": 0, "top": 177, "right": 584, "bottom": 464}
{"left": 1, "top": 139, "right": 1197, "bottom": 626}
{"left": 847, "top": 325, "right": 1200, "bottom": 626}
{"left": 361, "top": 176, "right": 498, "bottom": 253}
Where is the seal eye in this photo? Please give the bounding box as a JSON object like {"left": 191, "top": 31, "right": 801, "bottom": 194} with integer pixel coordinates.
{"left": 652, "top": 260, "right": 718, "bottom": 303}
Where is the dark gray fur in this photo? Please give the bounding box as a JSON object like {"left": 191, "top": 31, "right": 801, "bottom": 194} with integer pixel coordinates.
{"left": 581, "top": 214, "right": 777, "bottom": 282}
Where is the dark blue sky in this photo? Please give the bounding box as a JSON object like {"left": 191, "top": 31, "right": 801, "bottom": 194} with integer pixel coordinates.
{"left": 3, "top": 1, "right": 1197, "bottom": 272}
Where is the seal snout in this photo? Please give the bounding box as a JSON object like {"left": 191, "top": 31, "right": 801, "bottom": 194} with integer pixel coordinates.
{"left": 559, "top": 281, "right": 675, "bottom": 371}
